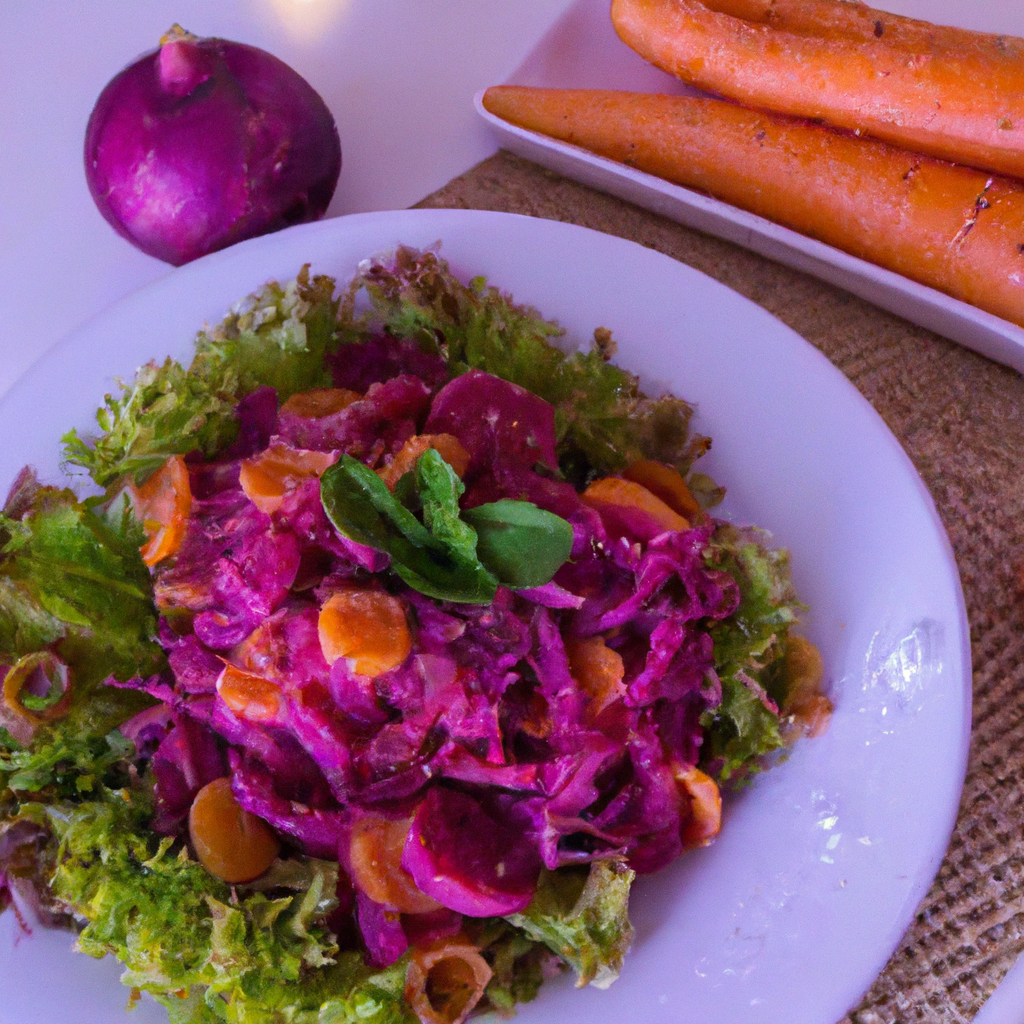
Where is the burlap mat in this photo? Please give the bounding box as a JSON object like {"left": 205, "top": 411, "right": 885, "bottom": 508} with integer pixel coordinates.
{"left": 415, "top": 150, "right": 1024, "bottom": 1024}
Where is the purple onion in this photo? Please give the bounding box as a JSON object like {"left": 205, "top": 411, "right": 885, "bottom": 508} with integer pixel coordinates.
{"left": 84, "top": 26, "right": 341, "bottom": 266}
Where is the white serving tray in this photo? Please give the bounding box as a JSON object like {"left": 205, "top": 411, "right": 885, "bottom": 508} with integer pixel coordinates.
{"left": 476, "top": 0, "right": 1024, "bottom": 375}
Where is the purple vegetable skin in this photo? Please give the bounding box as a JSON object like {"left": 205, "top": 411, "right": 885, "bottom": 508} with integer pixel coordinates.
{"left": 403, "top": 786, "right": 542, "bottom": 916}
{"left": 84, "top": 26, "right": 341, "bottom": 265}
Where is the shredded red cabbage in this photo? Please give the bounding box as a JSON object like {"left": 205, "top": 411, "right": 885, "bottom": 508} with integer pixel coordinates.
{"left": 112, "top": 357, "right": 752, "bottom": 955}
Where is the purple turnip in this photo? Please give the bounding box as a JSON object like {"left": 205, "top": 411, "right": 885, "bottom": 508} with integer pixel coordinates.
{"left": 84, "top": 26, "right": 342, "bottom": 266}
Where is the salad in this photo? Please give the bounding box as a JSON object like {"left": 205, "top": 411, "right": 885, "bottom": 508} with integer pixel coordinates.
{"left": 0, "top": 246, "right": 830, "bottom": 1024}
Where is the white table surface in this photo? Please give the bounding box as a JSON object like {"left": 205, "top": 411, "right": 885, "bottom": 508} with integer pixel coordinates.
{"left": 0, "top": 0, "right": 575, "bottom": 403}
{"left": 1, "top": 2, "right": 1022, "bottom": 1022}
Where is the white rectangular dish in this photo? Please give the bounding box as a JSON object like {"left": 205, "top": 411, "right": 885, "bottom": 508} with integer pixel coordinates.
{"left": 476, "top": 0, "right": 1024, "bottom": 375}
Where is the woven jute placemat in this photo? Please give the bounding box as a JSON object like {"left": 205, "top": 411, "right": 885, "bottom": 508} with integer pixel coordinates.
{"left": 416, "top": 150, "right": 1024, "bottom": 1024}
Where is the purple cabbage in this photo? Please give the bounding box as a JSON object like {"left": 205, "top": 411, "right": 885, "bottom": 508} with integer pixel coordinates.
{"left": 132, "top": 365, "right": 752, "bottom": 962}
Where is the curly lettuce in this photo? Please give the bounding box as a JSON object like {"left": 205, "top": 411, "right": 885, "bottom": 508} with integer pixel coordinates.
{"left": 34, "top": 787, "right": 403, "bottom": 1024}
{"left": 62, "top": 268, "right": 340, "bottom": 488}
{"left": 343, "top": 246, "right": 712, "bottom": 488}
{"left": 700, "top": 524, "right": 804, "bottom": 781}
{"left": 0, "top": 473, "right": 161, "bottom": 794}
{"left": 504, "top": 860, "right": 635, "bottom": 989}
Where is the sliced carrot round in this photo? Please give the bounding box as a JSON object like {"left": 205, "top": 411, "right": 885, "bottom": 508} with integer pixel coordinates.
{"left": 677, "top": 767, "right": 722, "bottom": 849}
{"left": 129, "top": 455, "right": 192, "bottom": 567}
{"left": 239, "top": 444, "right": 336, "bottom": 515}
{"left": 318, "top": 589, "right": 412, "bottom": 677}
{"left": 405, "top": 940, "right": 493, "bottom": 1024}
{"left": 215, "top": 663, "right": 285, "bottom": 723}
{"left": 623, "top": 459, "right": 701, "bottom": 518}
{"left": 583, "top": 476, "right": 689, "bottom": 533}
{"left": 349, "top": 813, "right": 442, "bottom": 914}
{"left": 188, "top": 777, "right": 280, "bottom": 883}
{"left": 377, "top": 434, "right": 471, "bottom": 491}
{"left": 565, "top": 636, "right": 626, "bottom": 719}
{"left": 279, "top": 388, "right": 360, "bottom": 419}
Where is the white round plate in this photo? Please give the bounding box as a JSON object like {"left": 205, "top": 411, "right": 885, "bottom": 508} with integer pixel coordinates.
{"left": 0, "top": 209, "right": 970, "bottom": 1024}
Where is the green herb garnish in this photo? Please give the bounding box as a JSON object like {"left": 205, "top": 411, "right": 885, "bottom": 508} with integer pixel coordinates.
{"left": 320, "top": 449, "right": 573, "bottom": 604}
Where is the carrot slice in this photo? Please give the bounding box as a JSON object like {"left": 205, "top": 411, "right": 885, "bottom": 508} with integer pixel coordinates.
{"left": 623, "top": 459, "right": 701, "bottom": 518}
{"left": 188, "top": 777, "right": 280, "bottom": 883}
{"left": 582, "top": 476, "right": 689, "bottom": 533}
{"left": 780, "top": 636, "right": 833, "bottom": 741}
{"left": 677, "top": 767, "right": 722, "bottom": 848}
{"left": 128, "top": 455, "right": 192, "bottom": 567}
{"left": 611, "top": 0, "right": 1024, "bottom": 180}
{"left": 349, "top": 813, "right": 442, "bottom": 914}
{"left": 1, "top": 652, "right": 73, "bottom": 745}
{"left": 565, "top": 636, "right": 626, "bottom": 720}
{"left": 215, "top": 663, "right": 285, "bottom": 723}
{"left": 238, "top": 444, "right": 336, "bottom": 515}
{"left": 377, "top": 434, "right": 471, "bottom": 491}
{"left": 318, "top": 589, "right": 412, "bottom": 677}
{"left": 405, "top": 940, "right": 493, "bottom": 1024}
{"left": 279, "top": 388, "right": 360, "bottom": 418}
{"left": 481, "top": 86, "right": 1024, "bottom": 328}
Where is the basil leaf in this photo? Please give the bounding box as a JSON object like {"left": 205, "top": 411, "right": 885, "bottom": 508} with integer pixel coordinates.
{"left": 463, "top": 500, "right": 574, "bottom": 589}
{"left": 415, "top": 449, "right": 477, "bottom": 558}
{"left": 320, "top": 455, "right": 497, "bottom": 604}
{"left": 321, "top": 455, "right": 432, "bottom": 551}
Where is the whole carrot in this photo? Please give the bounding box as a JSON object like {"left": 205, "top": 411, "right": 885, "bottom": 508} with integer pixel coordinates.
{"left": 611, "top": 0, "right": 1024, "bottom": 180}
{"left": 482, "top": 85, "right": 1024, "bottom": 326}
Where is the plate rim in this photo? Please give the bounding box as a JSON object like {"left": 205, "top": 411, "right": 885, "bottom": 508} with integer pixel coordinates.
{"left": 0, "top": 207, "right": 973, "bottom": 1024}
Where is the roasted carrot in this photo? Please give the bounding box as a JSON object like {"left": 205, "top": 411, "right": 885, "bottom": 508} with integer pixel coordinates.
{"left": 405, "top": 940, "right": 493, "bottom": 1024}
{"left": 611, "top": 0, "right": 1024, "bottom": 180}
{"left": 377, "top": 433, "right": 471, "bottom": 491}
{"left": 128, "top": 454, "right": 192, "bottom": 566}
{"left": 582, "top": 476, "right": 689, "bottom": 532}
{"left": 676, "top": 767, "right": 722, "bottom": 848}
{"left": 482, "top": 86, "right": 1024, "bottom": 327}
{"left": 318, "top": 588, "right": 413, "bottom": 677}
{"left": 188, "top": 777, "right": 280, "bottom": 883}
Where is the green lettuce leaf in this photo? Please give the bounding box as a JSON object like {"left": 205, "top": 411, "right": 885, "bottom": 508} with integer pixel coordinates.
{"left": 504, "top": 860, "right": 635, "bottom": 989}
{"left": 0, "top": 475, "right": 162, "bottom": 794}
{"left": 37, "top": 787, "right": 418, "bottom": 1024}
{"left": 63, "top": 268, "right": 340, "bottom": 488}
{"left": 342, "top": 246, "right": 711, "bottom": 487}
{"left": 701, "top": 524, "right": 803, "bottom": 781}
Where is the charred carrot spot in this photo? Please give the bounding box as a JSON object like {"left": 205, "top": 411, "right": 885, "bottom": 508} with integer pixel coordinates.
{"left": 318, "top": 589, "right": 412, "bottom": 677}
{"left": 239, "top": 444, "right": 336, "bottom": 514}
{"left": 216, "top": 663, "right": 284, "bottom": 723}
{"left": 377, "top": 434, "right": 471, "bottom": 491}
{"left": 188, "top": 777, "right": 280, "bottom": 883}
{"left": 582, "top": 476, "right": 689, "bottom": 533}
{"left": 349, "top": 813, "right": 441, "bottom": 914}
{"left": 677, "top": 767, "right": 722, "bottom": 848}
{"left": 279, "top": 387, "right": 360, "bottom": 418}
{"left": 623, "top": 459, "right": 701, "bottom": 518}
{"left": 405, "top": 940, "right": 493, "bottom": 1024}
{"left": 565, "top": 636, "right": 626, "bottom": 719}
{"left": 129, "top": 455, "right": 192, "bottom": 567}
